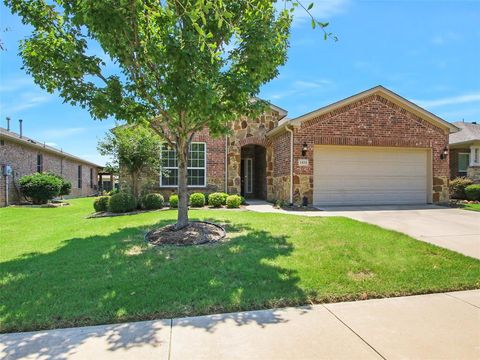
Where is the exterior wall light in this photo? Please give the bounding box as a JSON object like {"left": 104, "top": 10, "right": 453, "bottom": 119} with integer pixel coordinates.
{"left": 440, "top": 146, "right": 448, "bottom": 160}
{"left": 302, "top": 142, "right": 308, "bottom": 157}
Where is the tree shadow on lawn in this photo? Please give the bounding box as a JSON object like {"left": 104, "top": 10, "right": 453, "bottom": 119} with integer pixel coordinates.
{"left": 0, "top": 218, "right": 307, "bottom": 359}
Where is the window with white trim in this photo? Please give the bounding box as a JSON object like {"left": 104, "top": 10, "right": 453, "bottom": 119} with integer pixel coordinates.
{"left": 472, "top": 147, "right": 479, "bottom": 165}
{"left": 160, "top": 142, "right": 206, "bottom": 187}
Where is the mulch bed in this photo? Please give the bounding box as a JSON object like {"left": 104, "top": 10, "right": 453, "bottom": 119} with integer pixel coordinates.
{"left": 88, "top": 208, "right": 168, "bottom": 218}
{"left": 280, "top": 205, "right": 321, "bottom": 212}
{"left": 145, "top": 221, "right": 226, "bottom": 246}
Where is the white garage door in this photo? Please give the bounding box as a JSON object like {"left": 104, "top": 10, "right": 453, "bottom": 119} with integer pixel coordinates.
{"left": 313, "top": 146, "right": 429, "bottom": 206}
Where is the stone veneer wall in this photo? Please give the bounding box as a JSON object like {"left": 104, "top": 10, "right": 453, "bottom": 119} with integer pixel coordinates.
{"left": 226, "top": 110, "right": 280, "bottom": 196}
{"left": 289, "top": 94, "right": 450, "bottom": 205}
{"left": 0, "top": 138, "right": 99, "bottom": 206}
{"left": 467, "top": 167, "right": 480, "bottom": 181}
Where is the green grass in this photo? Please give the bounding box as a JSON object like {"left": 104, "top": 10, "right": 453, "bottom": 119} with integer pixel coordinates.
{"left": 1, "top": 198, "right": 479, "bottom": 333}
{"left": 459, "top": 203, "right": 480, "bottom": 212}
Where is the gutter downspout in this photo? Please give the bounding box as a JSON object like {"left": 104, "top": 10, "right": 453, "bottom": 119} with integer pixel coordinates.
{"left": 285, "top": 126, "right": 294, "bottom": 205}
{"left": 224, "top": 135, "right": 228, "bottom": 193}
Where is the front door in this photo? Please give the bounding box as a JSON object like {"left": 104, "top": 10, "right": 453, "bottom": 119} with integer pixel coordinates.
{"left": 243, "top": 158, "right": 253, "bottom": 196}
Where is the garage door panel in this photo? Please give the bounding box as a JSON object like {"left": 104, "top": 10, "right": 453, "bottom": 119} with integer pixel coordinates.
{"left": 316, "top": 164, "right": 427, "bottom": 177}
{"left": 313, "top": 146, "right": 428, "bottom": 206}
{"left": 316, "top": 176, "right": 427, "bottom": 191}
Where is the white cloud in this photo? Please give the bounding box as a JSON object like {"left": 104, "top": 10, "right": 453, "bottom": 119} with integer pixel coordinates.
{"left": 431, "top": 32, "right": 461, "bottom": 46}
{"left": 40, "top": 127, "right": 87, "bottom": 139}
{"left": 45, "top": 142, "right": 59, "bottom": 148}
{"left": 0, "top": 77, "right": 34, "bottom": 92}
{"left": 267, "top": 79, "right": 332, "bottom": 100}
{"left": 1, "top": 93, "right": 52, "bottom": 114}
{"left": 414, "top": 92, "right": 480, "bottom": 108}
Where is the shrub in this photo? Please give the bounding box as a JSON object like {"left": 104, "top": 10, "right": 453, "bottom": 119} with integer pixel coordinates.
{"left": 59, "top": 179, "right": 72, "bottom": 197}
{"left": 108, "top": 188, "right": 119, "bottom": 196}
{"left": 204, "top": 193, "right": 210, "bottom": 205}
{"left": 220, "top": 192, "right": 229, "bottom": 204}
{"left": 93, "top": 196, "right": 110, "bottom": 212}
{"left": 240, "top": 196, "right": 246, "bottom": 205}
{"left": 465, "top": 184, "right": 480, "bottom": 201}
{"left": 141, "top": 193, "right": 164, "bottom": 210}
{"left": 208, "top": 192, "right": 225, "bottom": 207}
{"left": 226, "top": 195, "right": 242, "bottom": 208}
{"left": 108, "top": 192, "right": 136, "bottom": 213}
{"left": 19, "top": 173, "right": 62, "bottom": 204}
{"left": 190, "top": 192, "right": 205, "bottom": 207}
{"left": 46, "top": 172, "right": 72, "bottom": 197}
{"left": 169, "top": 194, "right": 179, "bottom": 208}
{"left": 449, "top": 177, "right": 474, "bottom": 199}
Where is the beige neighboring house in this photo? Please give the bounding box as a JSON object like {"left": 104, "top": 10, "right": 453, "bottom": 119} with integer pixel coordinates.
{"left": 449, "top": 121, "right": 480, "bottom": 181}
{"left": 0, "top": 126, "right": 102, "bottom": 207}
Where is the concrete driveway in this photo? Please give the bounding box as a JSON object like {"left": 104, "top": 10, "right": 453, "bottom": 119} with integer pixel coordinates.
{"left": 246, "top": 202, "right": 480, "bottom": 259}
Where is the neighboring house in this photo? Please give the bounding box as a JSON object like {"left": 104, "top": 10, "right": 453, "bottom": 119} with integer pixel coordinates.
{"left": 143, "top": 85, "right": 457, "bottom": 206}
{"left": 0, "top": 125, "right": 102, "bottom": 207}
{"left": 449, "top": 121, "right": 480, "bottom": 181}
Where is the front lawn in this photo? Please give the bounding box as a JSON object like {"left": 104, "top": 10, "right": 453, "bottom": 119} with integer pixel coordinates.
{"left": 1, "top": 198, "right": 479, "bottom": 333}
{"left": 460, "top": 203, "right": 480, "bottom": 212}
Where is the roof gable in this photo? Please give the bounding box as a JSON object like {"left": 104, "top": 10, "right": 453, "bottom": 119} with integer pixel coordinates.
{"left": 275, "top": 86, "right": 458, "bottom": 135}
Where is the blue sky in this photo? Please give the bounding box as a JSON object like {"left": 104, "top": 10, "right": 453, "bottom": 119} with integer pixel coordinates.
{"left": 1, "top": 0, "right": 479, "bottom": 166}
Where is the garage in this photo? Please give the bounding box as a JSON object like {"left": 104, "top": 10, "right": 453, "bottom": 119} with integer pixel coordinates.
{"left": 313, "top": 146, "right": 430, "bottom": 206}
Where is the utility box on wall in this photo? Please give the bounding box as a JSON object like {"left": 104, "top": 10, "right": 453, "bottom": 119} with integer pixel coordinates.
{"left": 1, "top": 165, "right": 12, "bottom": 176}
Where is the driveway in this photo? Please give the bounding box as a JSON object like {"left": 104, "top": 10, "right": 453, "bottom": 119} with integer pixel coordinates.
{"left": 246, "top": 202, "right": 480, "bottom": 259}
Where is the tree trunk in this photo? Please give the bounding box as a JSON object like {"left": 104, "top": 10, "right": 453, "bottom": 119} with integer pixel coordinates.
{"left": 131, "top": 172, "right": 141, "bottom": 204}
{"left": 176, "top": 138, "right": 189, "bottom": 229}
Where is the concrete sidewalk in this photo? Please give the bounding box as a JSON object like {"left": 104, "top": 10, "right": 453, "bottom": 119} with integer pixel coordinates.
{"left": 1, "top": 290, "right": 479, "bottom": 359}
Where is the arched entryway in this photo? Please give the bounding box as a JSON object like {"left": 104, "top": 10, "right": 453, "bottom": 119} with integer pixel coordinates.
{"left": 240, "top": 144, "right": 267, "bottom": 199}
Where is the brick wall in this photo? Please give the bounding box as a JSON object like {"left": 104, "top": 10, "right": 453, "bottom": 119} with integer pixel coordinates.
{"left": 142, "top": 109, "right": 282, "bottom": 200}
{"left": 0, "top": 139, "right": 99, "bottom": 206}
{"left": 290, "top": 94, "right": 450, "bottom": 204}
{"left": 147, "top": 129, "right": 227, "bottom": 201}
{"left": 270, "top": 131, "right": 291, "bottom": 202}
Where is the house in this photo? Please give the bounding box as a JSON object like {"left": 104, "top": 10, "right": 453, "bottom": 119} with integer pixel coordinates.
{"left": 449, "top": 121, "right": 480, "bottom": 181}
{"left": 0, "top": 124, "right": 102, "bottom": 207}
{"left": 149, "top": 85, "right": 457, "bottom": 206}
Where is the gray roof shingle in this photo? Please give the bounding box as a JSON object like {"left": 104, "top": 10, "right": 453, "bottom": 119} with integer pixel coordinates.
{"left": 450, "top": 121, "right": 480, "bottom": 145}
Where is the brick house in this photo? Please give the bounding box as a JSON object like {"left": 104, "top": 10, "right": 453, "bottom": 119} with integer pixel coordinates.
{"left": 147, "top": 86, "right": 458, "bottom": 206}
{"left": 449, "top": 121, "right": 480, "bottom": 181}
{"left": 0, "top": 126, "right": 102, "bottom": 207}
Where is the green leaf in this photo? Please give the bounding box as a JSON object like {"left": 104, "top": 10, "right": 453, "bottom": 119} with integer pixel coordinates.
{"left": 307, "top": 3, "right": 314, "bottom": 10}
{"left": 311, "top": 19, "right": 316, "bottom": 29}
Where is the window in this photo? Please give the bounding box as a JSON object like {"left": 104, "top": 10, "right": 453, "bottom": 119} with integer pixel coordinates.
{"left": 474, "top": 148, "right": 479, "bottom": 165}
{"left": 160, "top": 142, "right": 206, "bottom": 187}
{"left": 78, "top": 165, "right": 82, "bottom": 188}
{"left": 90, "top": 168, "right": 94, "bottom": 188}
{"left": 36, "top": 154, "right": 43, "bottom": 172}
{"left": 458, "top": 153, "right": 469, "bottom": 174}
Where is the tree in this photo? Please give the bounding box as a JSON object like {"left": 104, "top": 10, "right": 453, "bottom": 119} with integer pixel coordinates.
{"left": 98, "top": 126, "right": 162, "bottom": 201}
{"left": 5, "top": 0, "right": 331, "bottom": 229}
